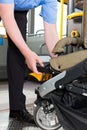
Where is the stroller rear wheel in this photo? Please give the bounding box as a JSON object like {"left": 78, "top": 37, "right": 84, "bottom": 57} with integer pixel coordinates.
{"left": 34, "top": 100, "right": 61, "bottom": 130}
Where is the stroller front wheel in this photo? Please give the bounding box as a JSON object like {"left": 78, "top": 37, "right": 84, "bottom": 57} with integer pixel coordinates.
{"left": 34, "top": 100, "right": 61, "bottom": 130}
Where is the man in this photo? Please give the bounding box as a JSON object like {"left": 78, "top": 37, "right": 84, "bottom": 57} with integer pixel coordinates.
{"left": 0, "top": 0, "right": 58, "bottom": 123}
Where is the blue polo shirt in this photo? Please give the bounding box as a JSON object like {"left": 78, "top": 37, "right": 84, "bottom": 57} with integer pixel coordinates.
{"left": 0, "top": 0, "right": 57, "bottom": 24}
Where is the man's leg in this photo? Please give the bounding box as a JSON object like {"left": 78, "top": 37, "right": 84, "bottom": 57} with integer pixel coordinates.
{"left": 7, "top": 11, "right": 27, "bottom": 110}
{"left": 7, "top": 11, "right": 34, "bottom": 123}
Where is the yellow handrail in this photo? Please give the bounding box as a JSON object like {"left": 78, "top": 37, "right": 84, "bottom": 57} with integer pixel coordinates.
{"left": 59, "top": 0, "right": 65, "bottom": 39}
{"left": 67, "top": 12, "right": 83, "bottom": 20}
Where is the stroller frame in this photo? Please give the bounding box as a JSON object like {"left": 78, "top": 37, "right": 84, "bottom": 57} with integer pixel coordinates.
{"left": 35, "top": 58, "right": 87, "bottom": 98}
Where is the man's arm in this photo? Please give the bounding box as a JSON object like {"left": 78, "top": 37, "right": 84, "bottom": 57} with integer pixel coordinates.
{"left": 0, "top": 4, "right": 43, "bottom": 73}
{"left": 43, "top": 21, "right": 58, "bottom": 57}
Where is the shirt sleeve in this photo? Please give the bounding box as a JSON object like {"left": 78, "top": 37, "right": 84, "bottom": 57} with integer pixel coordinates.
{"left": 40, "top": 0, "right": 57, "bottom": 24}
{"left": 0, "top": 0, "right": 14, "bottom": 3}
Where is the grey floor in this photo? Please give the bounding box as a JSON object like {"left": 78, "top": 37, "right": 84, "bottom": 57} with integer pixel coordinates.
{"left": 0, "top": 80, "right": 64, "bottom": 130}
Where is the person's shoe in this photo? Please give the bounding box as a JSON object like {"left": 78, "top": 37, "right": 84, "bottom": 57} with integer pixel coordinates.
{"left": 9, "top": 109, "right": 35, "bottom": 123}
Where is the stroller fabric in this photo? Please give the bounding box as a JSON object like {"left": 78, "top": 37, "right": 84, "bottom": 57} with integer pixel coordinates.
{"left": 49, "top": 84, "right": 87, "bottom": 130}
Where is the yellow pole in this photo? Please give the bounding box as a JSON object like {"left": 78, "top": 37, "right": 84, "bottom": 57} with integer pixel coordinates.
{"left": 59, "top": 0, "right": 64, "bottom": 39}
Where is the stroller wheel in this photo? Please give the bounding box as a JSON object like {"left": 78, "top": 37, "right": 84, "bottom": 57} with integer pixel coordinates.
{"left": 34, "top": 100, "right": 61, "bottom": 130}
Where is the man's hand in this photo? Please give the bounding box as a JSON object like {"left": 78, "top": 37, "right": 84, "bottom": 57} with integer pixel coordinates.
{"left": 26, "top": 51, "right": 44, "bottom": 74}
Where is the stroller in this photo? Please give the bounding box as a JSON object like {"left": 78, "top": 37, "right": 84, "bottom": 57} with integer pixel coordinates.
{"left": 33, "top": 37, "right": 87, "bottom": 130}
{"left": 33, "top": 1, "right": 87, "bottom": 130}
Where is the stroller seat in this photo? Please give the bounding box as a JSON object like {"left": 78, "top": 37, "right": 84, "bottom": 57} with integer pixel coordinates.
{"left": 50, "top": 37, "right": 87, "bottom": 72}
